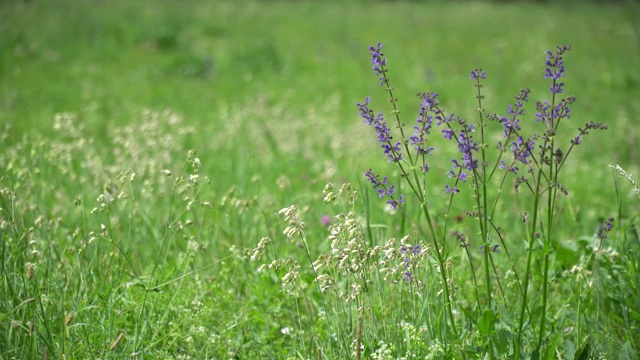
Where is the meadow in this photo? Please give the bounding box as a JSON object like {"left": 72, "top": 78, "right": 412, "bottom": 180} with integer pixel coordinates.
{"left": 1, "top": 0, "right": 639, "bottom": 358}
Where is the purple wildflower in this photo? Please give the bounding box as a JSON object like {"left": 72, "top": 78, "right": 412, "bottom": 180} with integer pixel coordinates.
{"left": 364, "top": 169, "right": 404, "bottom": 210}
{"left": 387, "top": 194, "right": 405, "bottom": 210}
{"left": 597, "top": 217, "right": 614, "bottom": 241}
{"left": 369, "top": 42, "right": 387, "bottom": 86}
{"left": 500, "top": 89, "right": 530, "bottom": 138}
{"left": 572, "top": 134, "right": 582, "bottom": 145}
{"left": 469, "top": 69, "right": 487, "bottom": 80}
{"left": 410, "top": 94, "right": 435, "bottom": 156}
{"left": 358, "top": 98, "right": 404, "bottom": 163}
{"left": 544, "top": 45, "right": 571, "bottom": 94}
{"left": 444, "top": 184, "right": 459, "bottom": 194}
{"left": 511, "top": 136, "right": 535, "bottom": 165}
{"left": 400, "top": 245, "right": 420, "bottom": 282}
{"left": 480, "top": 244, "right": 500, "bottom": 255}
{"left": 357, "top": 97, "right": 375, "bottom": 125}
{"left": 456, "top": 126, "right": 479, "bottom": 171}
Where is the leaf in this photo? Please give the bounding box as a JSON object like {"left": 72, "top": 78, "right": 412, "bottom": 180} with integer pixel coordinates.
{"left": 543, "top": 331, "right": 562, "bottom": 360}
{"left": 564, "top": 339, "right": 576, "bottom": 360}
{"left": 478, "top": 309, "right": 496, "bottom": 337}
{"left": 574, "top": 341, "right": 590, "bottom": 360}
{"left": 493, "top": 328, "right": 511, "bottom": 355}
{"left": 618, "top": 341, "right": 637, "bottom": 360}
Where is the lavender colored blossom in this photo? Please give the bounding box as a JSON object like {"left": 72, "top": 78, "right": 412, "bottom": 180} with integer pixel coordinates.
{"left": 535, "top": 100, "right": 549, "bottom": 123}
{"left": 387, "top": 195, "right": 405, "bottom": 210}
{"left": 469, "top": 69, "right": 487, "bottom": 80}
{"left": 572, "top": 134, "right": 582, "bottom": 145}
{"left": 500, "top": 89, "right": 530, "bottom": 138}
{"left": 544, "top": 46, "right": 571, "bottom": 94}
{"left": 510, "top": 136, "right": 535, "bottom": 165}
{"left": 357, "top": 97, "right": 375, "bottom": 125}
{"left": 369, "top": 42, "right": 387, "bottom": 86}
{"left": 480, "top": 244, "right": 500, "bottom": 255}
{"left": 445, "top": 184, "right": 459, "bottom": 194}
{"left": 410, "top": 95, "right": 435, "bottom": 156}
{"left": 597, "top": 217, "right": 615, "bottom": 241}
{"left": 364, "top": 169, "right": 404, "bottom": 210}
{"left": 358, "top": 97, "right": 403, "bottom": 163}
{"left": 400, "top": 245, "right": 421, "bottom": 282}
{"left": 456, "top": 126, "right": 479, "bottom": 171}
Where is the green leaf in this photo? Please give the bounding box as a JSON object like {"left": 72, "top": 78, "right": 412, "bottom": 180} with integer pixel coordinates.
{"left": 574, "top": 340, "right": 590, "bottom": 360}
{"left": 543, "top": 332, "right": 562, "bottom": 360}
{"left": 564, "top": 339, "right": 576, "bottom": 360}
{"left": 478, "top": 309, "right": 496, "bottom": 337}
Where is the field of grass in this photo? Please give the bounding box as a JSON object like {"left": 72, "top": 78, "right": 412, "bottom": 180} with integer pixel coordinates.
{"left": 1, "top": 0, "right": 640, "bottom": 359}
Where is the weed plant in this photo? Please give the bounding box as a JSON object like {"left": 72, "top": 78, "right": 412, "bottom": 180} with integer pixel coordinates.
{"left": 255, "top": 44, "right": 638, "bottom": 359}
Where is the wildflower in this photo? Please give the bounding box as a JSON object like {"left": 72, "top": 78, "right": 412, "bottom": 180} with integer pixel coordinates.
{"left": 410, "top": 92, "right": 436, "bottom": 162}
{"left": 469, "top": 69, "right": 487, "bottom": 80}
{"left": 386, "top": 195, "right": 404, "bottom": 210}
{"left": 358, "top": 97, "right": 403, "bottom": 162}
{"left": 364, "top": 169, "right": 404, "bottom": 209}
{"left": 544, "top": 45, "right": 571, "bottom": 94}
{"left": 597, "top": 217, "right": 614, "bottom": 241}
{"left": 500, "top": 89, "right": 530, "bottom": 138}
{"left": 480, "top": 244, "right": 500, "bottom": 254}
{"left": 400, "top": 245, "right": 420, "bottom": 283}
{"left": 444, "top": 184, "right": 459, "bottom": 194}
{"left": 510, "top": 136, "right": 535, "bottom": 165}
{"left": 369, "top": 42, "right": 387, "bottom": 86}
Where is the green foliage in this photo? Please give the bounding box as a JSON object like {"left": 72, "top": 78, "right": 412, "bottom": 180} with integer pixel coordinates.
{"left": 1, "top": 0, "right": 639, "bottom": 359}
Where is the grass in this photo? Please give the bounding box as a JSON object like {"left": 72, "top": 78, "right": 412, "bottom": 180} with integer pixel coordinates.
{"left": 1, "top": 0, "right": 640, "bottom": 358}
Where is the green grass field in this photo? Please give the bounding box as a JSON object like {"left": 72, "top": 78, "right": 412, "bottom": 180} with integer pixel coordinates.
{"left": 1, "top": 0, "right": 640, "bottom": 359}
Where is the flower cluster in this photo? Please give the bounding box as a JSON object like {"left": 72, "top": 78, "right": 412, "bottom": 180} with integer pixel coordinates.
{"left": 500, "top": 88, "right": 530, "bottom": 139}
{"left": 364, "top": 169, "right": 404, "bottom": 210}
{"left": 409, "top": 92, "right": 437, "bottom": 172}
{"left": 544, "top": 45, "right": 571, "bottom": 94}
{"left": 480, "top": 244, "right": 500, "bottom": 255}
{"left": 369, "top": 42, "right": 387, "bottom": 86}
{"left": 358, "top": 97, "right": 403, "bottom": 163}
{"left": 400, "top": 244, "right": 421, "bottom": 282}
{"left": 469, "top": 69, "right": 487, "bottom": 80}
{"left": 597, "top": 217, "right": 615, "bottom": 241}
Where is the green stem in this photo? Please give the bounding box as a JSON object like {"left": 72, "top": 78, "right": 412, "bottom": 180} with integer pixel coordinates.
{"left": 515, "top": 166, "right": 544, "bottom": 359}
{"left": 538, "top": 137, "right": 558, "bottom": 349}
{"left": 421, "top": 203, "right": 458, "bottom": 338}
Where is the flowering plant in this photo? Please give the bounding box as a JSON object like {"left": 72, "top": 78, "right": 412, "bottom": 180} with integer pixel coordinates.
{"left": 359, "top": 43, "right": 612, "bottom": 358}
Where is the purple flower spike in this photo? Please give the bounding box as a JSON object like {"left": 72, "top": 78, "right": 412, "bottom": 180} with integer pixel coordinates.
{"left": 469, "top": 69, "right": 487, "bottom": 80}
{"left": 369, "top": 43, "right": 387, "bottom": 86}
{"left": 364, "top": 169, "right": 404, "bottom": 210}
